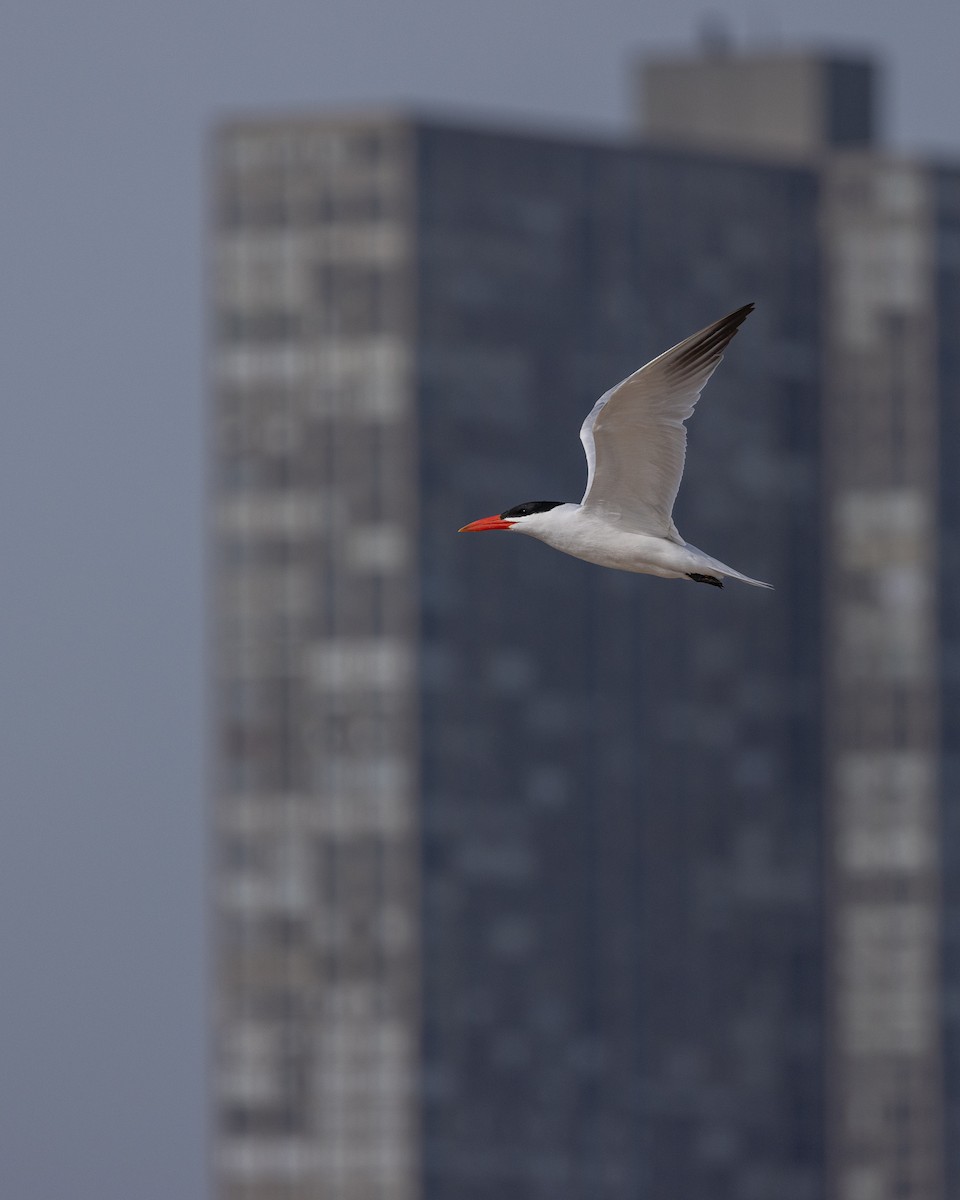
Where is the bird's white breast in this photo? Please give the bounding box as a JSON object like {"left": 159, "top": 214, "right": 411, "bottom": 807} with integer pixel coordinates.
{"left": 513, "top": 504, "right": 693, "bottom": 579}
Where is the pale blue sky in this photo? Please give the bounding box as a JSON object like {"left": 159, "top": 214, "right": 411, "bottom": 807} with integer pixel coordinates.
{"left": 0, "top": 2, "right": 957, "bottom": 1197}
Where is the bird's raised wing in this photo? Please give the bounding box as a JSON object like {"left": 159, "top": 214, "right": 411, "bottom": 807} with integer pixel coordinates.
{"left": 579, "top": 303, "right": 753, "bottom": 538}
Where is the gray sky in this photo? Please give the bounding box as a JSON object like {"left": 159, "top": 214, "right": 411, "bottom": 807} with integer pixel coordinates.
{"left": 0, "top": 2, "right": 957, "bottom": 1197}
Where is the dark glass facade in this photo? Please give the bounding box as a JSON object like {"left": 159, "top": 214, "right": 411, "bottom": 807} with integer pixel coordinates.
{"left": 414, "top": 123, "right": 823, "bottom": 1199}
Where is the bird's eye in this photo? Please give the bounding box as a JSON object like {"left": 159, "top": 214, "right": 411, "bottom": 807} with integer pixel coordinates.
{"left": 499, "top": 500, "right": 564, "bottom": 519}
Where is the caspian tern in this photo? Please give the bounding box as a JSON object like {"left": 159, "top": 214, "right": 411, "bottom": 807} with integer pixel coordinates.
{"left": 459, "top": 303, "right": 771, "bottom": 589}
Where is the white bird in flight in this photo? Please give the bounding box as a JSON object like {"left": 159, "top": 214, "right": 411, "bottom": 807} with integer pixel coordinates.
{"left": 459, "top": 303, "right": 771, "bottom": 589}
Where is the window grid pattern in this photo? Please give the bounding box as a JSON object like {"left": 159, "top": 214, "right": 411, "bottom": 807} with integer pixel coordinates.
{"left": 822, "top": 156, "right": 944, "bottom": 1200}
{"left": 212, "top": 118, "right": 421, "bottom": 1200}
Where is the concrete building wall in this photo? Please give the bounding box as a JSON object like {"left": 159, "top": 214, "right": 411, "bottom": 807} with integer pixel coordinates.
{"left": 210, "top": 117, "right": 422, "bottom": 1200}
{"left": 932, "top": 162, "right": 960, "bottom": 1200}
{"left": 820, "top": 153, "right": 944, "bottom": 1200}
{"left": 637, "top": 52, "right": 876, "bottom": 159}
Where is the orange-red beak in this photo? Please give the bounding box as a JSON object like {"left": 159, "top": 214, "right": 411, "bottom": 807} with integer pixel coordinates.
{"left": 458, "top": 514, "right": 513, "bottom": 532}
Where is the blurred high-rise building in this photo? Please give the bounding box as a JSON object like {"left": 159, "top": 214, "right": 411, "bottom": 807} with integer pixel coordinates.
{"left": 209, "top": 45, "right": 958, "bottom": 1200}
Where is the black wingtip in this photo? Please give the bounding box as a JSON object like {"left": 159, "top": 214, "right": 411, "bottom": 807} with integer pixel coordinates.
{"left": 717, "top": 302, "right": 754, "bottom": 333}
{"left": 669, "top": 303, "right": 755, "bottom": 378}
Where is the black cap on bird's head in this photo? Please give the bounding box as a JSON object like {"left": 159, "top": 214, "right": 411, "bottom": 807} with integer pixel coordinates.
{"left": 459, "top": 500, "right": 564, "bottom": 532}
